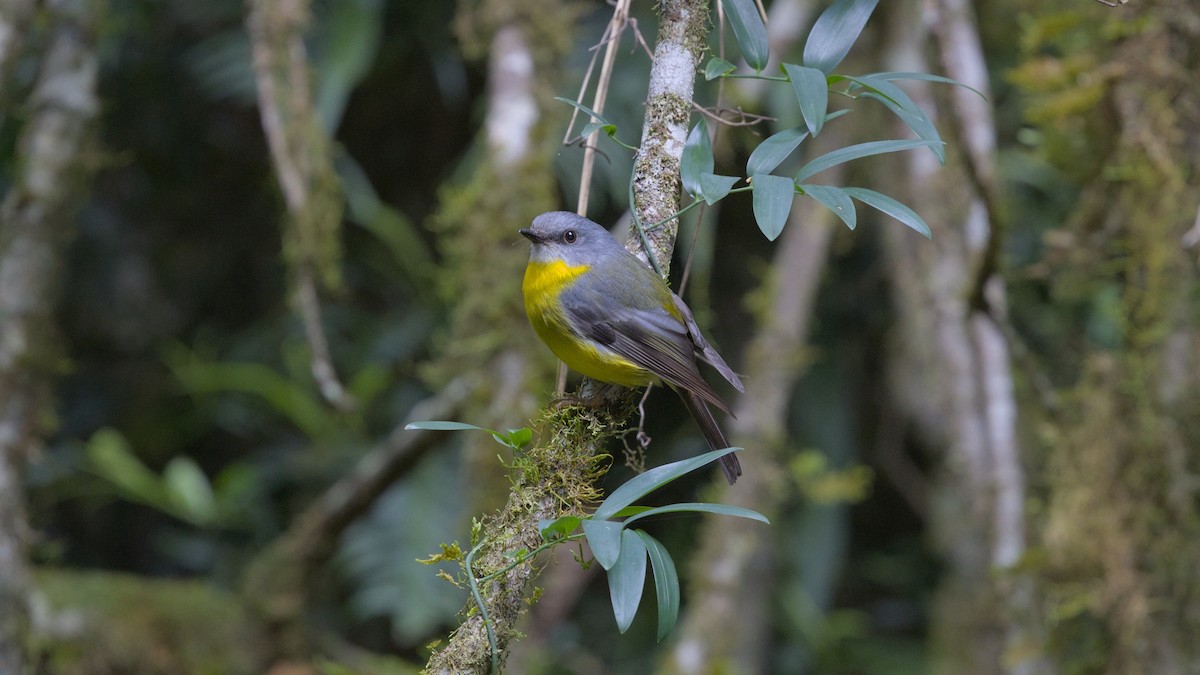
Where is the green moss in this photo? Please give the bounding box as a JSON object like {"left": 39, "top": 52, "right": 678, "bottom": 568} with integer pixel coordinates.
{"left": 425, "top": 397, "right": 633, "bottom": 672}
{"left": 422, "top": 0, "right": 579, "bottom": 394}
{"left": 32, "top": 568, "right": 268, "bottom": 675}
{"left": 1013, "top": 5, "right": 1200, "bottom": 671}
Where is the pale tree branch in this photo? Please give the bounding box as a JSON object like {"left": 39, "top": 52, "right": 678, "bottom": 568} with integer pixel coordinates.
{"left": 0, "top": 0, "right": 102, "bottom": 670}
{"left": 247, "top": 0, "right": 354, "bottom": 412}
{"left": 576, "top": 0, "right": 631, "bottom": 217}
{"left": 932, "top": 0, "right": 1025, "bottom": 579}
{"left": 881, "top": 1, "right": 1032, "bottom": 673}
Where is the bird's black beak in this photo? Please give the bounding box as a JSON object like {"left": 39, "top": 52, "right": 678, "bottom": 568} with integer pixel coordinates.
{"left": 519, "top": 228, "right": 540, "bottom": 243}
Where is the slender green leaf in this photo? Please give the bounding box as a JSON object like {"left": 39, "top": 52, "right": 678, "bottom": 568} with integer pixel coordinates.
{"left": 864, "top": 93, "right": 944, "bottom": 165}
{"left": 803, "top": 0, "right": 880, "bottom": 73}
{"left": 846, "top": 76, "right": 945, "bottom": 163}
{"left": 698, "top": 173, "right": 740, "bottom": 205}
{"left": 800, "top": 184, "right": 857, "bottom": 230}
{"left": 794, "top": 139, "right": 939, "bottom": 183}
{"left": 539, "top": 516, "right": 582, "bottom": 541}
{"left": 636, "top": 530, "right": 680, "bottom": 642}
{"left": 404, "top": 420, "right": 524, "bottom": 451}
{"left": 164, "top": 457, "right": 216, "bottom": 525}
{"left": 404, "top": 420, "right": 496, "bottom": 433}
{"left": 705, "top": 57, "right": 738, "bottom": 81}
{"left": 783, "top": 64, "right": 829, "bottom": 137}
{"left": 681, "top": 120, "right": 714, "bottom": 198}
{"left": 553, "top": 96, "right": 615, "bottom": 127}
{"left": 825, "top": 109, "right": 852, "bottom": 124}
{"left": 609, "top": 529, "right": 648, "bottom": 633}
{"left": 623, "top": 502, "right": 770, "bottom": 527}
{"left": 720, "top": 0, "right": 769, "bottom": 71}
{"left": 610, "top": 506, "right": 655, "bottom": 518}
{"left": 593, "top": 447, "right": 742, "bottom": 521}
{"left": 752, "top": 174, "right": 796, "bottom": 241}
{"left": 583, "top": 519, "right": 624, "bottom": 570}
{"left": 336, "top": 151, "right": 432, "bottom": 284}
{"left": 748, "top": 127, "right": 809, "bottom": 176}
{"left": 171, "top": 360, "right": 334, "bottom": 439}
{"left": 843, "top": 187, "right": 932, "bottom": 238}
{"left": 87, "top": 428, "right": 165, "bottom": 505}
{"left": 557, "top": 97, "right": 635, "bottom": 149}
{"left": 314, "top": 0, "right": 384, "bottom": 131}
{"left": 581, "top": 121, "right": 617, "bottom": 139}
{"left": 865, "top": 71, "right": 987, "bottom": 99}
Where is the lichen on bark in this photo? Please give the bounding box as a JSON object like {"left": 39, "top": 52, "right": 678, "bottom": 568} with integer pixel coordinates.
{"left": 629, "top": 0, "right": 709, "bottom": 272}
{"left": 0, "top": 1, "right": 102, "bottom": 670}
{"left": 1012, "top": 3, "right": 1200, "bottom": 672}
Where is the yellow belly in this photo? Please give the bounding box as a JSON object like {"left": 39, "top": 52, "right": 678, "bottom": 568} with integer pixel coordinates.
{"left": 523, "top": 260, "right": 653, "bottom": 387}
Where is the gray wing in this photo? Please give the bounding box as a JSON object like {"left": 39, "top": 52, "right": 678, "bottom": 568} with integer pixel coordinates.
{"left": 564, "top": 298, "right": 733, "bottom": 415}
{"left": 670, "top": 292, "right": 744, "bottom": 392}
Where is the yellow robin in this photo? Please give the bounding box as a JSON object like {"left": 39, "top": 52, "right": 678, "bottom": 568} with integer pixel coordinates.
{"left": 519, "top": 211, "right": 743, "bottom": 484}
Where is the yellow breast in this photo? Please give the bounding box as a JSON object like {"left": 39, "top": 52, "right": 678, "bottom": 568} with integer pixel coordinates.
{"left": 522, "top": 260, "right": 652, "bottom": 387}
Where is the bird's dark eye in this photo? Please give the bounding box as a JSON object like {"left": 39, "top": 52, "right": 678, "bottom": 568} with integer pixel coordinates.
{"left": 563, "top": 230, "right": 577, "bottom": 244}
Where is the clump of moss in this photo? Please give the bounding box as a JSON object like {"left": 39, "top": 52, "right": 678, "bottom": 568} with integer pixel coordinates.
{"left": 1012, "top": 5, "right": 1200, "bottom": 672}
{"left": 32, "top": 568, "right": 268, "bottom": 675}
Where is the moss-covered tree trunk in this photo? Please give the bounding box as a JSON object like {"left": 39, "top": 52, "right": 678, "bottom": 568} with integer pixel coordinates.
{"left": 1010, "top": 1, "right": 1200, "bottom": 671}
{"left": 421, "top": 0, "right": 577, "bottom": 510}
{"left": 0, "top": 0, "right": 102, "bottom": 670}
{"left": 425, "top": 0, "right": 709, "bottom": 671}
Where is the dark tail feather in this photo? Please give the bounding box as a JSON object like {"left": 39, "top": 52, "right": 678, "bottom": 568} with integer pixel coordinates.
{"left": 679, "top": 389, "right": 742, "bottom": 485}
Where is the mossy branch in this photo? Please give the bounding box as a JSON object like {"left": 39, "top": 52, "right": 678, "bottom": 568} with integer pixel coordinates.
{"left": 425, "top": 1, "right": 709, "bottom": 671}
{"left": 424, "top": 404, "right": 624, "bottom": 674}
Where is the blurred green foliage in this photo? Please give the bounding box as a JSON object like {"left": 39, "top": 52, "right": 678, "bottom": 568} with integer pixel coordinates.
{"left": 12, "top": 0, "right": 1133, "bottom": 670}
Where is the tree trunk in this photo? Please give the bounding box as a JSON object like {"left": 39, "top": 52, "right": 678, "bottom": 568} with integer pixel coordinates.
{"left": 0, "top": 0, "right": 102, "bottom": 670}
{"left": 425, "top": 1, "right": 709, "bottom": 670}
{"left": 1009, "top": 1, "right": 1200, "bottom": 671}
{"left": 880, "top": 1, "right": 1033, "bottom": 672}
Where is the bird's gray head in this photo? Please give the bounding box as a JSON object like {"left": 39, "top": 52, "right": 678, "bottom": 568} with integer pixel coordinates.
{"left": 519, "top": 211, "right": 622, "bottom": 266}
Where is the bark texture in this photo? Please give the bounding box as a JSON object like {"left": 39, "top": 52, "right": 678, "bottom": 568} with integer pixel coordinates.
{"left": 881, "top": 1, "right": 1032, "bottom": 672}
{"left": 1008, "top": 1, "right": 1200, "bottom": 672}
{"left": 628, "top": 0, "right": 708, "bottom": 269}
{"left": 0, "top": 0, "right": 102, "bottom": 670}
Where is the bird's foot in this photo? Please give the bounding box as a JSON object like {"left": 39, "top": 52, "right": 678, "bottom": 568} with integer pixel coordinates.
{"left": 634, "top": 384, "right": 653, "bottom": 448}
